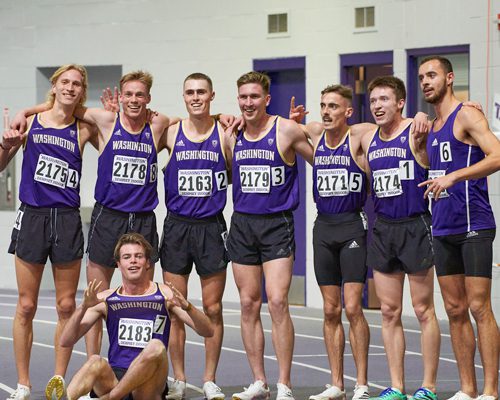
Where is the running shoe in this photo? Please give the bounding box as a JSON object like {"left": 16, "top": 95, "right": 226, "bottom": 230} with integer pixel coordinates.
{"left": 232, "top": 380, "right": 270, "bottom": 400}
{"left": 309, "top": 384, "right": 346, "bottom": 400}
{"left": 276, "top": 383, "right": 295, "bottom": 400}
{"left": 165, "top": 380, "right": 186, "bottom": 400}
{"left": 6, "top": 384, "right": 30, "bottom": 400}
{"left": 412, "top": 388, "right": 437, "bottom": 400}
{"left": 203, "top": 381, "right": 225, "bottom": 400}
{"left": 45, "top": 375, "right": 66, "bottom": 400}
{"left": 445, "top": 392, "right": 474, "bottom": 400}
{"left": 370, "top": 387, "right": 407, "bottom": 400}
{"left": 352, "top": 385, "right": 369, "bottom": 400}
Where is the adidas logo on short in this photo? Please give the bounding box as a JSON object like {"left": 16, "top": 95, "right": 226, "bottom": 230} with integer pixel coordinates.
{"left": 317, "top": 145, "right": 325, "bottom": 152}
{"left": 370, "top": 141, "right": 377, "bottom": 147}
{"left": 348, "top": 240, "right": 360, "bottom": 249}
{"left": 176, "top": 139, "right": 185, "bottom": 147}
{"left": 466, "top": 230, "right": 478, "bottom": 238}
{"left": 432, "top": 138, "right": 438, "bottom": 146}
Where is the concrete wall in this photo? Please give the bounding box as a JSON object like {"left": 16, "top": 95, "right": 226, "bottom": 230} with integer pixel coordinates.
{"left": 0, "top": 0, "right": 499, "bottom": 318}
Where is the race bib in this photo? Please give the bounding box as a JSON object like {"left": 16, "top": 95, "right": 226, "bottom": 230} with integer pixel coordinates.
{"left": 316, "top": 169, "right": 349, "bottom": 197}
{"left": 112, "top": 155, "right": 148, "bottom": 185}
{"left": 178, "top": 169, "right": 212, "bottom": 197}
{"left": 239, "top": 165, "right": 271, "bottom": 193}
{"left": 34, "top": 154, "right": 69, "bottom": 189}
{"left": 373, "top": 168, "right": 403, "bottom": 198}
{"left": 427, "top": 170, "right": 449, "bottom": 199}
{"left": 118, "top": 318, "right": 153, "bottom": 349}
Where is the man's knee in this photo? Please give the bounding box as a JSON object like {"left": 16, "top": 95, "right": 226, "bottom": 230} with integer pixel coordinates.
{"left": 56, "top": 297, "right": 76, "bottom": 320}
{"left": 16, "top": 296, "right": 38, "bottom": 321}
{"left": 203, "top": 301, "right": 223, "bottom": 322}
{"left": 323, "top": 301, "right": 342, "bottom": 324}
{"left": 344, "top": 298, "right": 363, "bottom": 322}
{"left": 443, "top": 296, "right": 468, "bottom": 321}
{"left": 412, "top": 301, "right": 436, "bottom": 324}
{"left": 380, "top": 301, "right": 402, "bottom": 323}
{"left": 143, "top": 339, "right": 167, "bottom": 361}
{"left": 469, "top": 297, "right": 493, "bottom": 322}
{"left": 240, "top": 295, "right": 262, "bottom": 318}
{"left": 85, "top": 354, "right": 108, "bottom": 373}
{"left": 267, "top": 293, "right": 289, "bottom": 318}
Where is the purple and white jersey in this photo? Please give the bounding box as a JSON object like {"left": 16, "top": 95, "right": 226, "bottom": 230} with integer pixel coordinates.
{"left": 95, "top": 114, "right": 158, "bottom": 212}
{"left": 19, "top": 114, "right": 82, "bottom": 208}
{"left": 105, "top": 283, "right": 171, "bottom": 369}
{"left": 232, "top": 117, "right": 299, "bottom": 214}
{"left": 367, "top": 123, "right": 428, "bottom": 219}
{"left": 427, "top": 103, "right": 495, "bottom": 235}
{"left": 163, "top": 120, "right": 228, "bottom": 218}
{"left": 313, "top": 130, "right": 367, "bottom": 214}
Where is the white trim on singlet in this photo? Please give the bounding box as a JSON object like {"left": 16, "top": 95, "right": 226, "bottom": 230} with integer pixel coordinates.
{"left": 466, "top": 145, "right": 472, "bottom": 232}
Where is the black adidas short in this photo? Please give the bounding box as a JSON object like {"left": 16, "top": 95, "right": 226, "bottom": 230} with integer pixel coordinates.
{"left": 160, "top": 212, "right": 228, "bottom": 276}
{"left": 110, "top": 367, "right": 169, "bottom": 400}
{"left": 368, "top": 213, "right": 434, "bottom": 274}
{"left": 227, "top": 211, "right": 295, "bottom": 265}
{"left": 433, "top": 229, "right": 495, "bottom": 278}
{"left": 8, "top": 203, "right": 84, "bottom": 264}
{"left": 313, "top": 212, "right": 368, "bottom": 286}
{"left": 87, "top": 203, "right": 159, "bottom": 268}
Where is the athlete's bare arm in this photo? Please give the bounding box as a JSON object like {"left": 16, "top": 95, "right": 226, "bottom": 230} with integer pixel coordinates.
{"left": 0, "top": 114, "right": 32, "bottom": 171}
{"left": 163, "top": 282, "right": 214, "bottom": 338}
{"left": 78, "top": 122, "right": 100, "bottom": 152}
{"left": 419, "top": 107, "right": 500, "bottom": 199}
{"left": 60, "top": 280, "right": 108, "bottom": 347}
{"left": 279, "top": 118, "right": 314, "bottom": 165}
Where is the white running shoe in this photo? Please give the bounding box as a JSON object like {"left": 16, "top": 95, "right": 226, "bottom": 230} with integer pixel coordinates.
{"left": 309, "top": 385, "right": 346, "bottom": 400}
{"left": 352, "top": 385, "right": 369, "bottom": 400}
{"left": 45, "top": 375, "right": 67, "bottom": 400}
{"left": 6, "top": 384, "right": 30, "bottom": 400}
{"left": 276, "top": 383, "right": 295, "bottom": 400}
{"left": 475, "top": 396, "right": 496, "bottom": 400}
{"left": 446, "top": 392, "right": 474, "bottom": 400}
{"left": 203, "top": 381, "right": 225, "bottom": 400}
{"left": 232, "top": 380, "right": 270, "bottom": 400}
{"left": 165, "top": 380, "right": 186, "bottom": 400}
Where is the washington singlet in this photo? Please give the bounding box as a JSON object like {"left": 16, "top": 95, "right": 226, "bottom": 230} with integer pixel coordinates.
{"left": 105, "top": 283, "right": 171, "bottom": 369}
{"left": 95, "top": 113, "right": 158, "bottom": 212}
{"left": 19, "top": 114, "right": 82, "bottom": 208}
{"left": 163, "top": 120, "right": 228, "bottom": 218}
{"left": 427, "top": 103, "right": 495, "bottom": 235}
{"left": 367, "top": 123, "right": 428, "bottom": 219}
{"left": 232, "top": 117, "right": 299, "bottom": 214}
{"left": 313, "top": 130, "right": 367, "bottom": 214}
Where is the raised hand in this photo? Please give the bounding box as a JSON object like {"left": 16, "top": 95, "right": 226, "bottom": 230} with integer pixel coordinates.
{"left": 411, "top": 112, "right": 430, "bottom": 142}
{"left": 100, "top": 87, "right": 120, "bottom": 112}
{"left": 165, "top": 281, "right": 190, "bottom": 310}
{"left": 3, "top": 109, "right": 25, "bottom": 150}
{"left": 82, "top": 279, "right": 103, "bottom": 310}
{"left": 289, "top": 96, "right": 309, "bottom": 123}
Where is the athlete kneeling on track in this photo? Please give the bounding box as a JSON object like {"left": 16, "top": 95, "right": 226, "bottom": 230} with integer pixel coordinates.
{"left": 44, "top": 232, "right": 213, "bottom": 400}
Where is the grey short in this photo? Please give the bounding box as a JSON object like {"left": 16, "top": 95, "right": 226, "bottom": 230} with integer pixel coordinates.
{"left": 368, "top": 213, "right": 434, "bottom": 274}
{"left": 8, "top": 203, "right": 84, "bottom": 264}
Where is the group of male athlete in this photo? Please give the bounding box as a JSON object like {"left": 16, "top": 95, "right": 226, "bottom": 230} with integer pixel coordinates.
{"left": 1, "top": 55, "right": 499, "bottom": 400}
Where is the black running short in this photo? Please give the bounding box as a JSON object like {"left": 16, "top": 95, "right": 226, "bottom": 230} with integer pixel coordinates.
{"left": 108, "top": 367, "right": 169, "bottom": 400}
{"left": 8, "top": 203, "right": 84, "bottom": 264}
{"left": 160, "top": 212, "right": 228, "bottom": 276}
{"left": 368, "top": 213, "right": 434, "bottom": 274}
{"left": 227, "top": 211, "right": 295, "bottom": 265}
{"left": 433, "top": 229, "right": 495, "bottom": 278}
{"left": 87, "top": 203, "right": 159, "bottom": 268}
{"left": 313, "top": 212, "right": 367, "bottom": 286}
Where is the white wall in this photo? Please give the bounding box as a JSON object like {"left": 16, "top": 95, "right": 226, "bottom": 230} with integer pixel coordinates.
{"left": 0, "top": 0, "right": 499, "bottom": 317}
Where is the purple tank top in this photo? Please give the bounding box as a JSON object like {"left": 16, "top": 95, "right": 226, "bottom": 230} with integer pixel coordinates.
{"left": 19, "top": 114, "right": 82, "bottom": 208}
{"left": 163, "top": 120, "right": 228, "bottom": 218}
{"left": 232, "top": 117, "right": 299, "bottom": 214}
{"left": 427, "top": 103, "right": 495, "bottom": 235}
{"left": 105, "top": 283, "right": 171, "bottom": 369}
{"left": 367, "top": 123, "right": 428, "bottom": 219}
{"left": 95, "top": 114, "right": 158, "bottom": 212}
{"left": 313, "top": 130, "right": 367, "bottom": 214}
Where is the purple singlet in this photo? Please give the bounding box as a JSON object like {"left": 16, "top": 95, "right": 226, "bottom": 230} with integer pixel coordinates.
{"left": 232, "top": 117, "right": 299, "bottom": 214}
{"left": 105, "top": 283, "right": 171, "bottom": 369}
{"left": 367, "top": 123, "right": 428, "bottom": 219}
{"left": 19, "top": 114, "right": 82, "bottom": 208}
{"left": 163, "top": 120, "right": 228, "bottom": 218}
{"left": 94, "top": 113, "right": 158, "bottom": 212}
{"left": 427, "top": 103, "right": 495, "bottom": 235}
{"left": 313, "top": 130, "right": 367, "bottom": 214}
